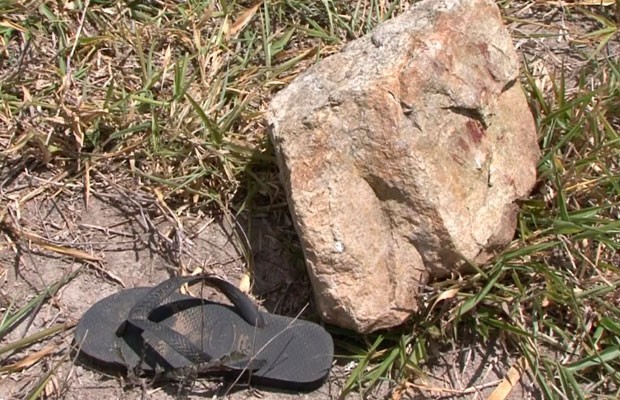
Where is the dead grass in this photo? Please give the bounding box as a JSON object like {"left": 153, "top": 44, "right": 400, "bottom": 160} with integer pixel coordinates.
{"left": 1, "top": 0, "right": 620, "bottom": 399}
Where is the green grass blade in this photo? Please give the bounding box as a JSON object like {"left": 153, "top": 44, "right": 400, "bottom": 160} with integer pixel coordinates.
{"left": 566, "top": 345, "right": 620, "bottom": 373}
{"left": 185, "top": 93, "right": 223, "bottom": 145}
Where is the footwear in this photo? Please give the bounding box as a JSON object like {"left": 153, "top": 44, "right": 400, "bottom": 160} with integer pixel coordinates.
{"left": 74, "top": 275, "right": 333, "bottom": 391}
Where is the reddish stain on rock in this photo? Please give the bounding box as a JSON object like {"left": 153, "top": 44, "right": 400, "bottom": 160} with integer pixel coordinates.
{"left": 466, "top": 120, "right": 485, "bottom": 143}
{"left": 457, "top": 136, "right": 469, "bottom": 151}
{"left": 478, "top": 42, "right": 489, "bottom": 59}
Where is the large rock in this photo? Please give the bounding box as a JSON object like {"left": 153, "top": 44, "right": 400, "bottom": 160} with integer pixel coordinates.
{"left": 267, "top": 0, "right": 540, "bottom": 333}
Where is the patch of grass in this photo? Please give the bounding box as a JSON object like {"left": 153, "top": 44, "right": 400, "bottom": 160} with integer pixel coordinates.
{"left": 0, "top": 268, "right": 79, "bottom": 392}
{"left": 0, "top": 269, "right": 80, "bottom": 342}
{"left": 0, "top": 0, "right": 409, "bottom": 213}
{"left": 514, "top": 53, "right": 620, "bottom": 399}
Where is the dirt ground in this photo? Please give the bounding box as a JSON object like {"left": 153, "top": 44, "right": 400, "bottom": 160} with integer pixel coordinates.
{"left": 0, "top": 177, "right": 539, "bottom": 400}
{"left": 1, "top": 2, "right": 615, "bottom": 399}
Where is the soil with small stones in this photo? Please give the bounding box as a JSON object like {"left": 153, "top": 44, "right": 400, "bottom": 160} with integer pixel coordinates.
{"left": 0, "top": 183, "right": 343, "bottom": 400}
{"left": 0, "top": 179, "right": 537, "bottom": 400}
{"left": 1, "top": 1, "right": 615, "bottom": 399}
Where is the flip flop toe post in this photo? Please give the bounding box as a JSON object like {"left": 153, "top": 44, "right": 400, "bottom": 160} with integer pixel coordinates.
{"left": 74, "top": 275, "right": 334, "bottom": 391}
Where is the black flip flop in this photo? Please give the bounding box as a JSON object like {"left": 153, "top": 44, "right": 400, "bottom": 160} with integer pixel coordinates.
{"left": 74, "top": 275, "right": 333, "bottom": 391}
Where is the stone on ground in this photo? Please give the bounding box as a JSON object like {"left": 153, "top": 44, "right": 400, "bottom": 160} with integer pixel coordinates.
{"left": 267, "top": 0, "right": 540, "bottom": 333}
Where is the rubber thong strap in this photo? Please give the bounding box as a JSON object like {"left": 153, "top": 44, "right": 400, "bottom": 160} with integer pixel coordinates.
{"left": 116, "top": 275, "right": 265, "bottom": 370}
{"left": 126, "top": 275, "right": 265, "bottom": 328}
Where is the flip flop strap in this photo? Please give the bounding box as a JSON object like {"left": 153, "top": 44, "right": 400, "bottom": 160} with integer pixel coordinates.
{"left": 127, "top": 275, "right": 265, "bottom": 328}
{"left": 123, "top": 318, "right": 265, "bottom": 372}
{"left": 117, "top": 275, "right": 266, "bottom": 371}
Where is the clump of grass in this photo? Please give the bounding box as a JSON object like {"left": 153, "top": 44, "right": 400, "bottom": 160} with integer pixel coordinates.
{"left": 513, "top": 54, "right": 620, "bottom": 399}
{"left": 0, "top": 0, "right": 409, "bottom": 213}
{"left": 0, "top": 269, "right": 80, "bottom": 342}
{"left": 0, "top": 268, "right": 79, "bottom": 399}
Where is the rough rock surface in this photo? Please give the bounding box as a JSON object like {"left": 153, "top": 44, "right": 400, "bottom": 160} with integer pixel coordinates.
{"left": 267, "top": 0, "right": 540, "bottom": 333}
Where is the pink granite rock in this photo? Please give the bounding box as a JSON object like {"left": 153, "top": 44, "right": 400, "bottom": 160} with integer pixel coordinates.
{"left": 267, "top": 0, "right": 540, "bottom": 333}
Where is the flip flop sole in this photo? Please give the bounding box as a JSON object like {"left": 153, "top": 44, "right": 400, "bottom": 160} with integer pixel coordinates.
{"left": 75, "top": 287, "right": 333, "bottom": 391}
